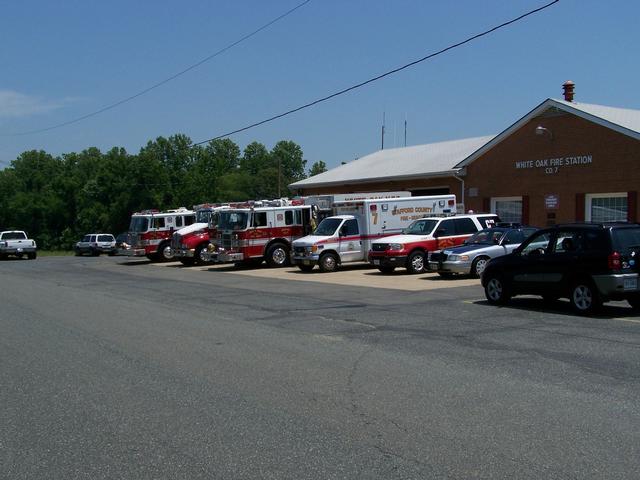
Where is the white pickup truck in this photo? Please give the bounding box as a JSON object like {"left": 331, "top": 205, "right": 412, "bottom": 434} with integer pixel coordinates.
{"left": 0, "top": 230, "right": 37, "bottom": 259}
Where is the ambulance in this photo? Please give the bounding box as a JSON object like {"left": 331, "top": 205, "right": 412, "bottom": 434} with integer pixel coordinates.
{"left": 291, "top": 195, "right": 456, "bottom": 272}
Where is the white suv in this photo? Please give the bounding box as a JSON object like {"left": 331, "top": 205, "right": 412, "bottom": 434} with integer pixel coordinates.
{"left": 75, "top": 234, "right": 117, "bottom": 256}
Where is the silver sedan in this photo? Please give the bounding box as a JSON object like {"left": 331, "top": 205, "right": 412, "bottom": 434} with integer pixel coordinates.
{"left": 428, "top": 227, "right": 538, "bottom": 277}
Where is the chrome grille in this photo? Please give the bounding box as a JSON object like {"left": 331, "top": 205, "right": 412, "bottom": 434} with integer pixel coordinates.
{"left": 371, "top": 243, "right": 388, "bottom": 252}
{"left": 221, "top": 233, "right": 232, "bottom": 250}
{"left": 171, "top": 232, "right": 182, "bottom": 250}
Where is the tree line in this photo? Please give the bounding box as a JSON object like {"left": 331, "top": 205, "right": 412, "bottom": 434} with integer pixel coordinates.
{"left": 0, "top": 134, "right": 327, "bottom": 250}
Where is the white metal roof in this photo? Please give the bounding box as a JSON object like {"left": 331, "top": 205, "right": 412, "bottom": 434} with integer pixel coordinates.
{"left": 455, "top": 98, "right": 640, "bottom": 168}
{"left": 290, "top": 135, "right": 495, "bottom": 189}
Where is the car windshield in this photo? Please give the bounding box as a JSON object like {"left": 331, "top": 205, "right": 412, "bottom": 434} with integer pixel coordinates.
{"left": 465, "top": 229, "right": 505, "bottom": 245}
{"left": 313, "top": 218, "right": 343, "bottom": 236}
{"left": 402, "top": 219, "right": 438, "bottom": 235}
{"left": 196, "top": 210, "right": 213, "bottom": 223}
{"left": 218, "top": 211, "right": 249, "bottom": 231}
{"left": 129, "top": 216, "right": 149, "bottom": 232}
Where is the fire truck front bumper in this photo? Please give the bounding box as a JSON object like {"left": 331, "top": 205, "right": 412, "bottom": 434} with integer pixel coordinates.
{"left": 217, "top": 251, "right": 244, "bottom": 263}
{"left": 120, "top": 247, "right": 146, "bottom": 257}
{"left": 368, "top": 252, "right": 408, "bottom": 268}
{"left": 173, "top": 247, "right": 195, "bottom": 258}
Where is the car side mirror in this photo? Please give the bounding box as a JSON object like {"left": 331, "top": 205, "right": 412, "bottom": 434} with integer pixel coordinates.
{"left": 494, "top": 238, "right": 501, "bottom": 245}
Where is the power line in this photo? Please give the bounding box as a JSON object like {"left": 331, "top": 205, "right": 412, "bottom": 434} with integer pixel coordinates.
{"left": 2, "top": 0, "right": 313, "bottom": 137}
{"left": 195, "top": 0, "right": 560, "bottom": 146}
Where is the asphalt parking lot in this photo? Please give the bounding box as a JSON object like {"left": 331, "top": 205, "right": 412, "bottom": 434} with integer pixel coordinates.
{"left": 153, "top": 261, "right": 481, "bottom": 291}
{"left": 4, "top": 255, "right": 640, "bottom": 478}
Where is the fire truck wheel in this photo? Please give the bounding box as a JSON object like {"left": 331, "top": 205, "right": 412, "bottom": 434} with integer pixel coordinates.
{"left": 158, "top": 242, "right": 174, "bottom": 262}
{"left": 318, "top": 252, "right": 339, "bottom": 272}
{"left": 265, "top": 243, "right": 290, "bottom": 267}
{"left": 406, "top": 251, "right": 426, "bottom": 274}
{"left": 194, "top": 244, "right": 209, "bottom": 265}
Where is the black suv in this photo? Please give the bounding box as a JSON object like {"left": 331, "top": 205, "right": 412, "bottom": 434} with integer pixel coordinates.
{"left": 481, "top": 222, "right": 640, "bottom": 314}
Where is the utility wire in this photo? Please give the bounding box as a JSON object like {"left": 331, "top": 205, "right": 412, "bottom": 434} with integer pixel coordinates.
{"left": 194, "top": 0, "right": 560, "bottom": 145}
{"left": 3, "top": 0, "right": 313, "bottom": 137}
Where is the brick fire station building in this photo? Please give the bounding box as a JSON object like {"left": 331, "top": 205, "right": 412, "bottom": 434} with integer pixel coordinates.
{"left": 291, "top": 83, "right": 640, "bottom": 227}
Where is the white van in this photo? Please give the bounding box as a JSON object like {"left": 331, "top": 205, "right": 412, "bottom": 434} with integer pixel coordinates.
{"left": 292, "top": 195, "right": 456, "bottom": 272}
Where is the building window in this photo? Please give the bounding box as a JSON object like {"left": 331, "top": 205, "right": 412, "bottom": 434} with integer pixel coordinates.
{"left": 491, "top": 197, "right": 522, "bottom": 223}
{"left": 586, "top": 193, "right": 627, "bottom": 222}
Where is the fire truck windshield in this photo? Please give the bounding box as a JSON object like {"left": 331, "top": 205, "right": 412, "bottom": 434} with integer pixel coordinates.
{"left": 313, "top": 217, "right": 343, "bottom": 236}
{"left": 129, "top": 216, "right": 149, "bottom": 232}
{"left": 196, "top": 210, "right": 213, "bottom": 224}
{"left": 218, "top": 211, "right": 249, "bottom": 231}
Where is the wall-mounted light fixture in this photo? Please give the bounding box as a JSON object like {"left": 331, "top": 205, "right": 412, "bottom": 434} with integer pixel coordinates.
{"left": 535, "top": 125, "right": 553, "bottom": 140}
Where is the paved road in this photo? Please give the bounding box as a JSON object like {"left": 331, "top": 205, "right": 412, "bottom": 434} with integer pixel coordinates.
{"left": 2, "top": 256, "right": 640, "bottom": 479}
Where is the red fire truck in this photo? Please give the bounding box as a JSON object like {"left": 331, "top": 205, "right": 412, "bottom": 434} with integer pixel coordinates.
{"left": 215, "top": 200, "right": 314, "bottom": 267}
{"left": 171, "top": 204, "right": 229, "bottom": 266}
{"left": 120, "top": 207, "right": 196, "bottom": 261}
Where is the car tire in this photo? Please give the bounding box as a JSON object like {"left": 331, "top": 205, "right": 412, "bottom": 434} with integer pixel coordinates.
{"left": 406, "top": 251, "right": 427, "bottom": 274}
{"left": 378, "top": 266, "right": 396, "bottom": 274}
{"left": 157, "top": 242, "right": 174, "bottom": 262}
{"left": 297, "top": 264, "right": 314, "bottom": 272}
{"left": 471, "top": 256, "right": 490, "bottom": 278}
{"left": 484, "top": 274, "right": 510, "bottom": 305}
{"left": 318, "top": 252, "right": 339, "bottom": 272}
{"left": 194, "top": 244, "right": 210, "bottom": 266}
{"left": 265, "top": 243, "right": 290, "bottom": 267}
{"left": 569, "top": 279, "right": 601, "bottom": 315}
{"left": 27, "top": 252, "right": 37, "bottom": 260}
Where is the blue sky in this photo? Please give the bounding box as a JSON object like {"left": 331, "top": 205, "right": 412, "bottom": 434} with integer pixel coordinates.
{"left": 1, "top": 0, "right": 638, "bottom": 170}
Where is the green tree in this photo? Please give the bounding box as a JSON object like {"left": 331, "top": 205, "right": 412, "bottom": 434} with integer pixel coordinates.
{"left": 309, "top": 160, "right": 327, "bottom": 177}
{"left": 270, "top": 140, "right": 307, "bottom": 197}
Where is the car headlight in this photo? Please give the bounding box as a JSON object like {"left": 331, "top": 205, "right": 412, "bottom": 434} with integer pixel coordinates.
{"left": 450, "top": 254, "right": 469, "bottom": 261}
{"left": 389, "top": 243, "right": 403, "bottom": 251}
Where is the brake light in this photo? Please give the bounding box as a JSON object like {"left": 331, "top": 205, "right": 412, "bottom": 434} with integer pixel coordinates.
{"left": 608, "top": 251, "right": 621, "bottom": 270}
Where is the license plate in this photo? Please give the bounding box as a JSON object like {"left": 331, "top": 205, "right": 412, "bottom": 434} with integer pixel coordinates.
{"left": 624, "top": 278, "right": 638, "bottom": 290}
{"left": 373, "top": 260, "right": 380, "bottom": 265}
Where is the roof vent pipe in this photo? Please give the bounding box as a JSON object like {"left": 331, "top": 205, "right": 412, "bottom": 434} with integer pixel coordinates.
{"left": 562, "top": 80, "right": 575, "bottom": 102}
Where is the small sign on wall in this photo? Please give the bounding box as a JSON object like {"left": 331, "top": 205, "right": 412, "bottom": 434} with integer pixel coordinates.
{"left": 545, "top": 194, "right": 559, "bottom": 210}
